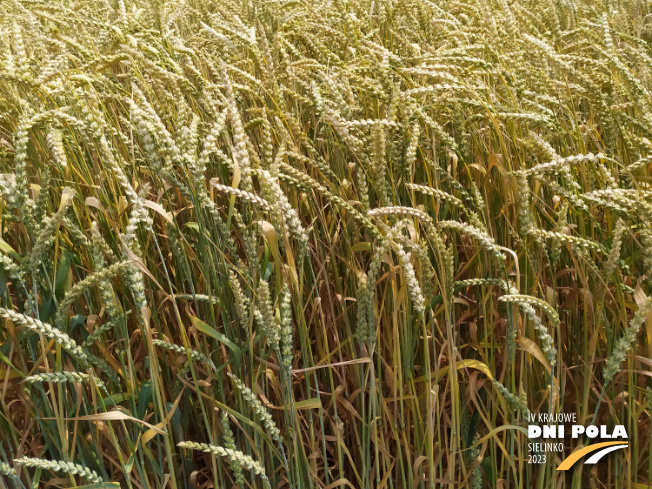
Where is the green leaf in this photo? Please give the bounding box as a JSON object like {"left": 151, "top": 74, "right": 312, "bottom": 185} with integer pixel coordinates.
{"left": 40, "top": 293, "right": 55, "bottom": 323}
{"left": 351, "top": 242, "right": 372, "bottom": 252}
{"left": 189, "top": 313, "right": 241, "bottom": 364}
{"left": 101, "top": 393, "right": 132, "bottom": 405}
{"left": 0, "top": 238, "right": 15, "bottom": 255}
{"left": 293, "top": 398, "right": 322, "bottom": 410}
{"left": 55, "top": 249, "right": 72, "bottom": 298}
{"left": 137, "top": 381, "right": 152, "bottom": 420}
{"left": 71, "top": 483, "right": 121, "bottom": 489}
{"left": 70, "top": 314, "right": 86, "bottom": 335}
{"left": 0, "top": 347, "right": 22, "bottom": 377}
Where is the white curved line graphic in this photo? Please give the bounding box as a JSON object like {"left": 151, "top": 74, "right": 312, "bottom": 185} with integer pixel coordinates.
{"left": 584, "top": 444, "right": 628, "bottom": 464}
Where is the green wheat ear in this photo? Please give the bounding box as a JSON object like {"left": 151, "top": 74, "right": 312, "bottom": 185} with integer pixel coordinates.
{"left": 177, "top": 441, "right": 269, "bottom": 487}
{"left": 14, "top": 457, "right": 103, "bottom": 484}
{"left": 152, "top": 338, "right": 213, "bottom": 367}
{"left": 0, "top": 308, "right": 87, "bottom": 361}
{"left": 228, "top": 373, "right": 282, "bottom": 443}
{"left": 603, "top": 297, "right": 652, "bottom": 386}
{"left": 55, "top": 260, "right": 131, "bottom": 325}
{"left": 220, "top": 411, "right": 245, "bottom": 486}
{"left": 0, "top": 461, "right": 16, "bottom": 478}
{"left": 24, "top": 371, "right": 106, "bottom": 391}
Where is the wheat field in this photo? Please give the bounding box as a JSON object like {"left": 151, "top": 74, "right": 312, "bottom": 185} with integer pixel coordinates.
{"left": 0, "top": 0, "right": 651, "bottom": 487}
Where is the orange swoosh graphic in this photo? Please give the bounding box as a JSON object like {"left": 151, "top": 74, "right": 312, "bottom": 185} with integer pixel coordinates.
{"left": 556, "top": 441, "right": 628, "bottom": 471}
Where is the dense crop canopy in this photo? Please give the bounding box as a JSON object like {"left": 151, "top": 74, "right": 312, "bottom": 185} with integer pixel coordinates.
{"left": 0, "top": 0, "right": 652, "bottom": 487}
